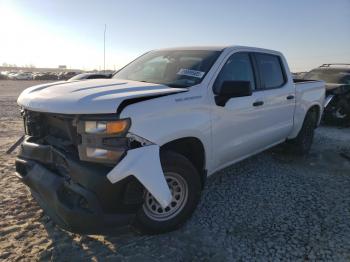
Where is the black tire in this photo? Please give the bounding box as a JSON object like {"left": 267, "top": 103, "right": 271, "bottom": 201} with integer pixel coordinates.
{"left": 134, "top": 151, "right": 202, "bottom": 234}
{"left": 324, "top": 99, "right": 350, "bottom": 126}
{"left": 286, "top": 109, "right": 317, "bottom": 155}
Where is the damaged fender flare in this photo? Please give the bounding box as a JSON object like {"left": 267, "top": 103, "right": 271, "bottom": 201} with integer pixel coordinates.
{"left": 106, "top": 145, "right": 172, "bottom": 208}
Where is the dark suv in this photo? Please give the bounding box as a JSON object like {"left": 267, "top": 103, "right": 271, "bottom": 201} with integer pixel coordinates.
{"left": 304, "top": 64, "right": 350, "bottom": 125}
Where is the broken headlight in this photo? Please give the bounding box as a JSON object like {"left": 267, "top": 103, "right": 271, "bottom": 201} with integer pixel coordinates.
{"left": 77, "top": 118, "right": 131, "bottom": 163}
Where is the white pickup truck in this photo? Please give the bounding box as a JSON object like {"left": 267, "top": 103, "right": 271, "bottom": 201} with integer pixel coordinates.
{"left": 15, "top": 46, "right": 325, "bottom": 234}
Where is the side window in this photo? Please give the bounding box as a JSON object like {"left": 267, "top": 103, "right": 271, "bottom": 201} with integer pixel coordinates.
{"left": 255, "top": 54, "right": 285, "bottom": 89}
{"left": 214, "top": 53, "right": 256, "bottom": 93}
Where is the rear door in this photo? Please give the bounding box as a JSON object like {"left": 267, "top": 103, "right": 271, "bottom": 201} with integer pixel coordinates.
{"left": 252, "top": 53, "right": 295, "bottom": 146}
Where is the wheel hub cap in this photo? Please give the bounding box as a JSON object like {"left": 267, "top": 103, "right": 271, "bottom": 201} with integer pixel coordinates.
{"left": 143, "top": 172, "right": 188, "bottom": 221}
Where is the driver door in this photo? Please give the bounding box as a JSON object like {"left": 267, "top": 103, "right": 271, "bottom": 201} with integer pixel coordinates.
{"left": 211, "top": 52, "right": 272, "bottom": 170}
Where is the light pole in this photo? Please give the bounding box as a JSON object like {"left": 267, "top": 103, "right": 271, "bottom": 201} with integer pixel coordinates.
{"left": 104, "top": 24, "right": 106, "bottom": 73}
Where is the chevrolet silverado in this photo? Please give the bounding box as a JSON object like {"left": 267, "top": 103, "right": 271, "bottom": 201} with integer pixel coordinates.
{"left": 15, "top": 46, "right": 325, "bottom": 234}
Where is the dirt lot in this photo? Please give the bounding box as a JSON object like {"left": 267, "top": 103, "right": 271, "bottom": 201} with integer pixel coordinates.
{"left": 0, "top": 80, "right": 350, "bottom": 261}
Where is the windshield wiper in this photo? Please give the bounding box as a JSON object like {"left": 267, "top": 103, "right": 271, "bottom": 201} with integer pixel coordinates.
{"left": 164, "top": 83, "right": 189, "bottom": 88}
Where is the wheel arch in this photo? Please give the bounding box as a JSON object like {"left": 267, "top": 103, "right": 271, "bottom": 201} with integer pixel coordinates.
{"left": 289, "top": 102, "right": 322, "bottom": 139}
{"left": 160, "top": 137, "right": 207, "bottom": 187}
{"left": 308, "top": 104, "right": 322, "bottom": 128}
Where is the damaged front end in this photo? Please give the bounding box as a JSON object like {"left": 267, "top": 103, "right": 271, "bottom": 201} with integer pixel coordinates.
{"left": 15, "top": 110, "right": 171, "bottom": 233}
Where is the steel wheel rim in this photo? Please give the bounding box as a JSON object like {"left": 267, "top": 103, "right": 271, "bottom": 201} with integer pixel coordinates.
{"left": 335, "top": 107, "right": 347, "bottom": 119}
{"left": 143, "top": 172, "right": 188, "bottom": 221}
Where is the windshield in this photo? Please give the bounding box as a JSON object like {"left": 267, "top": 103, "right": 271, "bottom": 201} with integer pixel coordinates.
{"left": 304, "top": 69, "right": 350, "bottom": 85}
{"left": 113, "top": 50, "right": 222, "bottom": 88}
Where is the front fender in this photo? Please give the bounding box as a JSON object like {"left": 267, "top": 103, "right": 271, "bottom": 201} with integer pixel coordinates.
{"left": 119, "top": 89, "right": 212, "bottom": 170}
{"left": 106, "top": 145, "right": 172, "bottom": 208}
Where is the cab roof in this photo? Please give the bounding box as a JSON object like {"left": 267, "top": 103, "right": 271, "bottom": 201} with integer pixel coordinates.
{"left": 154, "top": 45, "right": 283, "bottom": 56}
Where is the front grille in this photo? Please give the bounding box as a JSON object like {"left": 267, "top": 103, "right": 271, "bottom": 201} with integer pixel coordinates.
{"left": 24, "top": 111, "right": 45, "bottom": 137}
{"left": 23, "top": 110, "right": 79, "bottom": 154}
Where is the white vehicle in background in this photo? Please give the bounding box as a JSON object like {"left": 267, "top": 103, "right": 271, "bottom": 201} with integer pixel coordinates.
{"left": 68, "top": 72, "right": 112, "bottom": 81}
{"left": 0, "top": 71, "right": 9, "bottom": 79}
{"left": 13, "top": 72, "right": 33, "bottom": 80}
{"left": 15, "top": 45, "right": 325, "bottom": 234}
{"left": 7, "top": 72, "right": 18, "bottom": 79}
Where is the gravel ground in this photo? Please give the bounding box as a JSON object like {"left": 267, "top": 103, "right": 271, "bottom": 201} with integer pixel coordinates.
{"left": 0, "top": 80, "right": 350, "bottom": 261}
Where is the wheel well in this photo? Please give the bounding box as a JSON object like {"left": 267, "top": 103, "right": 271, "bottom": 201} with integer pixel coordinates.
{"left": 308, "top": 105, "right": 321, "bottom": 128}
{"left": 161, "top": 137, "right": 206, "bottom": 187}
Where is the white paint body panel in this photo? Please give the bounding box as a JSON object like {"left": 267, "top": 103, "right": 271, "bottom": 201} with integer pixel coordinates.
{"left": 17, "top": 79, "right": 186, "bottom": 114}
{"left": 17, "top": 45, "right": 325, "bottom": 206}
{"left": 288, "top": 81, "right": 325, "bottom": 138}
{"left": 106, "top": 145, "right": 172, "bottom": 208}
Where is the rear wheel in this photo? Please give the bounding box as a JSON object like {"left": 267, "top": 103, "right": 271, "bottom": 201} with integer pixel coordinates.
{"left": 286, "top": 109, "right": 317, "bottom": 155}
{"left": 134, "top": 151, "right": 202, "bottom": 234}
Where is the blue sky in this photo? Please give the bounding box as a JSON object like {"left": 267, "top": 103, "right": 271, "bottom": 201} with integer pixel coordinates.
{"left": 0, "top": 0, "right": 349, "bottom": 71}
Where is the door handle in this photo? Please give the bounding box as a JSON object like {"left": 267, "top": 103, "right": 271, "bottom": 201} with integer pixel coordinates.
{"left": 286, "top": 95, "right": 295, "bottom": 100}
{"left": 253, "top": 101, "right": 264, "bottom": 107}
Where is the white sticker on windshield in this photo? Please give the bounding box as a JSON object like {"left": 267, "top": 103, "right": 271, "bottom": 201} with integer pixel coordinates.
{"left": 177, "top": 68, "right": 205, "bottom": 78}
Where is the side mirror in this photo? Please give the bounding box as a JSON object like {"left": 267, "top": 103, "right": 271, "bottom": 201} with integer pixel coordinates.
{"left": 216, "top": 81, "right": 252, "bottom": 98}
{"left": 214, "top": 81, "right": 252, "bottom": 106}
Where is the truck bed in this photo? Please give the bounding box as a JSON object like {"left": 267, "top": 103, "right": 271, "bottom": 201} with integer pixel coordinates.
{"left": 289, "top": 78, "right": 325, "bottom": 138}
{"left": 293, "top": 78, "right": 320, "bottom": 84}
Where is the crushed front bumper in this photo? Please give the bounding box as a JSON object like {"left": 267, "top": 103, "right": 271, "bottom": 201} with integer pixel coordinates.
{"left": 15, "top": 137, "right": 145, "bottom": 233}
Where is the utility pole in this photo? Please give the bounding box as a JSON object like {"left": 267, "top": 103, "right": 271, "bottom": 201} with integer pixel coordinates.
{"left": 103, "top": 24, "right": 106, "bottom": 73}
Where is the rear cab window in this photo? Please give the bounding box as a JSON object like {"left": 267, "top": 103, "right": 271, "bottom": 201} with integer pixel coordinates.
{"left": 254, "top": 53, "right": 286, "bottom": 90}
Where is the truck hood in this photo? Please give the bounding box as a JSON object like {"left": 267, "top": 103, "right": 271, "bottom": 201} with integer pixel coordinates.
{"left": 17, "top": 79, "right": 187, "bottom": 114}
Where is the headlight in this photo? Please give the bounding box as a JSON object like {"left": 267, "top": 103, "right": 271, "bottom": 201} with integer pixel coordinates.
{"left": 84, "top": 119, "right": 130, "bottom": 135}
{"left": 77, "top": 118, "right": 131, "bottom": 163}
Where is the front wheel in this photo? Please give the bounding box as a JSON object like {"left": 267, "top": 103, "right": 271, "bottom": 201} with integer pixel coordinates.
{"left": 134, "top": 151, "right": 202, "bottom": 234}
